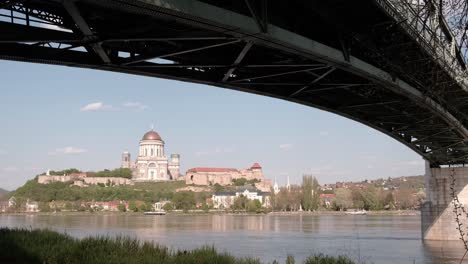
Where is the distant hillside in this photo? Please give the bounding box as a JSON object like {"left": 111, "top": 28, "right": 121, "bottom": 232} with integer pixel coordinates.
{"left": 8, "top": 179, "right": 205, "bottom": 203}
{"left": 0, "top": 188, "right": 9, "bottom": 198}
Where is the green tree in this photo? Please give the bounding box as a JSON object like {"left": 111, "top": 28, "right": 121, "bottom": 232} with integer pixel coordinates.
{"left": 362, "top": 186, "right": 382, "bottom": 210}
{"left": 172, "top": 192, "right": 196, "bottom": 212}
{"left": 64, "top": 202, "right": 73, "bottom": 211}
{"left": 351, "top": 188, "right": 365, "bottom": 209}
{"left": 38, "top": 202, "right": 50, "bottom": 212}
{"left": 301, "top": 175, "right": 320, "bottom": 211}
{"left": 201, "top": 202, "right": 209, "bottom": 212}
{"left": 232, "top": 195, "right": 248, "bottom": 210}
{"left": 213, "top": 183, "right": 223, "bottom": 192}
{"left": 231, "top": 178, "right": 248, "bottom": 186}
{"left": 246, "top": 199, "right": 262, "bottom": 212}
{"left": 128, "top": 201, "right": 138, "bottom": 212}
{"left": 138, "top": 203, "right": 149, "bottom": 212}
{"left": 38, "top": 168, "right": 81, "bottom": 176}
{"left": 88, "top": 168, "right": 133, "bottom": 179}
{"left": 163, "top": 202, "right": 174, "bottom": 211}
{"left": 383, "top": 192, "right": 395, "bottom": 210}
{"left": 117, "top": 204, "right": 126, "bottom": 212}
{"left": 333, "top": 188, "right": 353, "bottom": 211}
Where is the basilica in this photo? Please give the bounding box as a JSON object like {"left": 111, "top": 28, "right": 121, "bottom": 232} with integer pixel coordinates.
{"left": 121, "top": 130, "right": 180, "bottom": 181}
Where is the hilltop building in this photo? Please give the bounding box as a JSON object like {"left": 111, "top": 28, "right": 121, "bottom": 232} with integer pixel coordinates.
{"left": 185, "top": 163, "right": 272, "bottom": 191}
{"left": 185, "top": 163, "right": 263, "bottom": 186}
{"left": 121, "top": 130, "right": 180, "bottom": 181}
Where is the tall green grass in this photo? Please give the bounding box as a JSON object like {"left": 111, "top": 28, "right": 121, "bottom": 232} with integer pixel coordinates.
{"left": 0, "top": 228, "right": 356, "bottom": 264}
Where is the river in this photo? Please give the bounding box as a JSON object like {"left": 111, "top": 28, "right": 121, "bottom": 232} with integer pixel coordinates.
{"left": 0, "top": 213, "right": 466, "bottom": 264}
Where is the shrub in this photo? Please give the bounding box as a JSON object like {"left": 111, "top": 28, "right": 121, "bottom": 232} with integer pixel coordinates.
{"left": 117, "top": 204, "right": 126, "bottom": 212}
{"left": 0, "top": 228, "right": 356, "bottom": 264}
{"left": 162, "top": 202, "right": 174, "bottom": 211}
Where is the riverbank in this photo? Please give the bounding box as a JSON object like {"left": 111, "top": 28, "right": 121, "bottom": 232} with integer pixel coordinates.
{"left": 0, "top": 228, "right": 355, "bottom": 264}
{"left": 0, "top": 209, "right": 420, "bottom": 216}
{"left": 268, "top": 210, "right": 420, "bottom": 216}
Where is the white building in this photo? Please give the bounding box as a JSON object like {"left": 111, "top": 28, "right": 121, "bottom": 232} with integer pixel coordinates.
{"left": 212, "top": 187, "right": 270, "bottom": 209}
{"left": 25, "top": 199, "right": 39, "bottom": 212}
{"left": 122, "top": 130, "right": 180, "bottom": 181}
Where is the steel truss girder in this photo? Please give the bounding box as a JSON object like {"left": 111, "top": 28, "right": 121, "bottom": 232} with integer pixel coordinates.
{"left": 1, "top": 0, "right": 468, "bottom": 167}
{"left": 222, "top": 41, "right": 253, "bottom": 82}
{"left": 121, "top": 39, "right": 241, "bottom": 65}
{"left": 63, "top": 0, "right": 111, "bottom": 64}
{"left": 3, "top": 1, "right": 65, "bottom": 26}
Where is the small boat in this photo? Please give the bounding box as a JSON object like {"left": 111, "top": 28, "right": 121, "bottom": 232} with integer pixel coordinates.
{"left": 345, "top": 210, "right": 367, "bottom": 215}
{"left": 144, "top": 210, "right": 166, "bottom": 215}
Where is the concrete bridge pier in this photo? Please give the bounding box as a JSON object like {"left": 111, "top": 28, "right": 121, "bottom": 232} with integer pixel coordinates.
{"left": 421, "top": 162, "right": 468, "bottom": 241}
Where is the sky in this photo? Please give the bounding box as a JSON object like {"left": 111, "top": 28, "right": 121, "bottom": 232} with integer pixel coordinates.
{"left": 0, "top": 60, "right": 426, "bottom": 190}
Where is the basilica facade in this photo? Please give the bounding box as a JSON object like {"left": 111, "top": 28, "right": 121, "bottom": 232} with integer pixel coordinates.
{"left": 121, "top": 130, "right": 180, "bottom": 181}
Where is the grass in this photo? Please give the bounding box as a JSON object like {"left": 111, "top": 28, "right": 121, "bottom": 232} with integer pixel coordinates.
{"left": 132, "top": 180, "right": 189, "bottom": 193}
{"left": 0, "top": 228, "right": 356, "bottom": 264}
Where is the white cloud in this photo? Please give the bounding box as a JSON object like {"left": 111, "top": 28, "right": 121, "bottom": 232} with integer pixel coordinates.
{"left": 279, "top": 143, "right": 293, "bottom": 150}
{"left": 319, "top": 131, "right": 330, "bottom": 137}
{"left": 80, "top": 102, "right": 112, "bottom": 112}
{"left": 123, "top": 102, "right": 148, "bottom": 111}
{"left": 49, "top": 146, "right": 88, "bottom": 155}
{"left": 195, "top": 146, "right": 236, "bottom": 157}
{"left": 2, "top": 166, "right": 18, "bottom": 172}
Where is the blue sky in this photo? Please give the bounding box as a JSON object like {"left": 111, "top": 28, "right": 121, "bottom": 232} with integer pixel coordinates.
{"left": 0, "top": 60, "right": 425, "bottom": 190}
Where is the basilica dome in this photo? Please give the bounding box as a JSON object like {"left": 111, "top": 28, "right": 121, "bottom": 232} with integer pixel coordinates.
{"left": 142, "top": 130, "right": 162, "bottom": 141}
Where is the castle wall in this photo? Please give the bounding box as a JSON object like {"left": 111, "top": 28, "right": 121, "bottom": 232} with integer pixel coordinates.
{"left": 82, "top": 177, "right": 134, "bottom": 186}
{"left": 186, "top": 172, "right": 233, "bottom": 185}
{"left": 38, "top": 175, "right": 74, "bottom": 184}
{"left": 38, "top": 175, "right": 134, "bottom": 186}
{"left": 185, "top": 166, "right": 266, "bottom": 187}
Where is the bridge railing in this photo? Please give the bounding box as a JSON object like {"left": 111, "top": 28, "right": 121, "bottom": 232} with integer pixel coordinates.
{"left": 375, "top": 0, "right": 468, "bottom": 91}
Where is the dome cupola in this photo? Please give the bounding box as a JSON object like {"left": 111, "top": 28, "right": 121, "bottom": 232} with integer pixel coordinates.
{"left": 142, "top": 130, "right": 162, "bottom": 141}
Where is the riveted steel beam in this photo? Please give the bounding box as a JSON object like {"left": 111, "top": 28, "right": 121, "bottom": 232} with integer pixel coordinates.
{"left": 63, "top": 0, "right": 111, "bottom": 64}
{"left": 122, "top": 39, "right": 241, "bottom": 66}
{"left": 222, "top": 41, "right": 253, "bottom": 82}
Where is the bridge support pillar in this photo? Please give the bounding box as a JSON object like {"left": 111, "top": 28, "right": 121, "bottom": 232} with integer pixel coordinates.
{"left": 422, "top": 162, "right": 468, "bottom": 240}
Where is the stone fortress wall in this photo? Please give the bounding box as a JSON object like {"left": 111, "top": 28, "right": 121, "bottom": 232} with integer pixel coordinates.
{"left": 38, "top": 173, "right": 134, "bottom": 187}
{"left": 185, "top": 163, "right": 272, "bottom": 192}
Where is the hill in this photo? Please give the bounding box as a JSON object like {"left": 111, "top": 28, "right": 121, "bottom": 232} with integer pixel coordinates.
{"left": 0, "top": 188, "right": 9, "bottom": 198}
{"left": 8, "top": 179, "right": 204, "bottom": 203}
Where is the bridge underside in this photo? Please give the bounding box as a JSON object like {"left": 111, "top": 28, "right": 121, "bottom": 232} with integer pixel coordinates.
{"left": 1, "top": 0, "right": 468, "bottom": 166}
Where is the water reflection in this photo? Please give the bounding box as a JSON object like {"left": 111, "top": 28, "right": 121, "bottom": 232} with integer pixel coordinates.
{"left": 0, "top": 214, "right": 466, "bottom": 264}
{"left": 424, "top": 240, "right": 468, "bottom": 264}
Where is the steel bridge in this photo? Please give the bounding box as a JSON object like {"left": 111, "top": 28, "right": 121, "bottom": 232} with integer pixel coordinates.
{"left": 1, "top": 0, "right": 468, "bottom": 167}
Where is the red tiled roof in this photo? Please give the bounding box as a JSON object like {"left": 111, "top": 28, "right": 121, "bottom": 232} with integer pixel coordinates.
{"left": 187, "top": 167, "right": 238, "bottom": 173}
{"left": 251, "top": 163, "right": 262, "bottom": 169}
{"left": 320, "top": 194, "right": 336, "bottom": 199}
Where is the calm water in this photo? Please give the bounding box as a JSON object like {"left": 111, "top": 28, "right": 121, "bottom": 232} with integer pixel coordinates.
{"left": 0, "top": 213, "right": 466, "bottom": 264}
